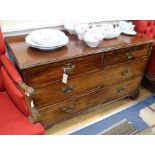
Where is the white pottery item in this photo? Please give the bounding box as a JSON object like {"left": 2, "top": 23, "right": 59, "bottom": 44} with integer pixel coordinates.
{"left": 64, "top": 21, "right": 77, "bottom": 35}
{"left": 29, "top": 29, "right": 67, "bottom": 47}
{"left": 84, "top": 31, "right": 104, "bottom": 47}
{"left": 75, "top": 23, "right": 89, "bottom": 40}
{"left": 119, "top": 21, "right": 136, "bottom": 35}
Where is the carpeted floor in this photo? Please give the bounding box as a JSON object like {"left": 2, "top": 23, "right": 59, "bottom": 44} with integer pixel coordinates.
{"left": 71, "top": 94, "right": 155, "bottom": 135}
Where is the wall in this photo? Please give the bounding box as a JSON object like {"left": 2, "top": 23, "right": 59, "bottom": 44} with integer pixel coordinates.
{"left": 0, "top": 20, "right": 120, "bottom": 36}
{"left": 0, "top": 20, "right": 64, "bottom": 36}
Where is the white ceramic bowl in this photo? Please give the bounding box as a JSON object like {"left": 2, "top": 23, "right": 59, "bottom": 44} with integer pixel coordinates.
{"left": 104, "top": 29, "right": 121, "bottom": 39}
{"left": 84, "top": 40, "right": 101, "bottom": 48}
{"left": 64, "top": 21, "right": 77, "bottom": 35}
{"left": 84, "top": 31, "right": 104, "bottom": 47}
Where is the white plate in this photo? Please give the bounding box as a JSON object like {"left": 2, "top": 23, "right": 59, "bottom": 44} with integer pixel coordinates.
{"left": 25, "top": 35, "right": 69, "bottom": 50}
{"left": 26, "top": 42, "right": 67, "bottom": 50}
{"left": 26, "top": 35, "right": 69, "bottom": 47}
{"left": 104, "top": 32, "right": 121, "bottom": 39}
{"left": 122, "top": 30, "right": 136, "bottom": 35}
{"left": 29, "top": 29, "right": 67, "bottom": 47}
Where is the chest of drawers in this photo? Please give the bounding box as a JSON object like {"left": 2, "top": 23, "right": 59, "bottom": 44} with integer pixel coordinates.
{"left": 5, "top": 32, "right": 153, "bottom": 128}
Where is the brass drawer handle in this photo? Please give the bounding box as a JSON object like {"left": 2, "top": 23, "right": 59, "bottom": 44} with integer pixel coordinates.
{"left": 63, "top": 63, "right": 75, "bottom": 74}
{"left": 61, "top": 105, "right": 74, "bottom": 113}
{"left": 117, "top": 86, "right": 125, "bottom": 93}
{"left": 61, "top": 84, "right": 74, "bottom": 93}
{"left": 126, "top": 52, "right": 133, "bottom": 59}
{"left": 121, "top": 69, "right": 129, "bottom": 76}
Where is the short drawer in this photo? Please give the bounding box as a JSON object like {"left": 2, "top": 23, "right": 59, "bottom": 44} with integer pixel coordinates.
{"left": 34, "top": 60, "right": 147, "bottom": 107}
{"left": 104, "top": 44, "right": 150, "bottom": 67}
{"left": 25, "top": 53, "right": 102, "bottom": 86}
{"left": 38, "top": 76, "right": 142, "bottom": 126}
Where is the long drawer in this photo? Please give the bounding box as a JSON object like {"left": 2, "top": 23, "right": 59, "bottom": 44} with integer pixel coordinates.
{"left": 104, "top": 44, "right": 150, "bottom": 67}
{"left": 38, "top": 76, "right": 142, "bottom": 126}
{"left": 25, "top": 53, "right": 102, "bottom": 86}
{"left": 34, "top": 60, "right": 147, "bottom": 107}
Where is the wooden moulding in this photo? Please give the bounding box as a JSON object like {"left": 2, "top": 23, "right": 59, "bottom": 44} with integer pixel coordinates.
{"left": 18, "top": 81, "right": 41, "bottom": 123}
{"left": 5, "top": 32, "right": 154, "bottom": 70}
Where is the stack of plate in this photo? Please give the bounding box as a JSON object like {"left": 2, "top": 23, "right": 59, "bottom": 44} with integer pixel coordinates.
{"left": 25, "top": 29, "right": 69, "bottom": 50}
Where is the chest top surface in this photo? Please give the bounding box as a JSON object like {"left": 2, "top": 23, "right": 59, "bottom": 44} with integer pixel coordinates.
{"left": 5, "top": 31, "right": 154, "bottom": 69}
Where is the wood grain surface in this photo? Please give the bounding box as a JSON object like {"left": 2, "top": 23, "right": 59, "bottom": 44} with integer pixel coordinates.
{"left": 5, "top": 31, "right": 154, "bottom": 127}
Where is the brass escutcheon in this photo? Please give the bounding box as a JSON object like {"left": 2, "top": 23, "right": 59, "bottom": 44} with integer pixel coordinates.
{"left": 61, "top": 105, "right": 74, "bottom": 113}
{"left": 121, "top": 69, "right": 129, "bottom": 76}
{"left": 63, "top": 63, "right": 75, "bottom": 74}
{"left": 117, "top": 86, "right": 125, "bottom": 93}
{"left": 126, "top": 51, "right": 133, "bottom": 59}
{"left": 61, "top": 84, "right": 74, "bottom": 93}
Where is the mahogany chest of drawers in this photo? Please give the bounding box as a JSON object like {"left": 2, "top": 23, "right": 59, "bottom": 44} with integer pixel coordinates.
{"left": 5, "top": 32, "right": 153, "bottom": 128}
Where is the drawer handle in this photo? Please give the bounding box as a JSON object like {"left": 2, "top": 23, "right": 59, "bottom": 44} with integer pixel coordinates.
{"left": 121, "top": 69, "right": 129, "bottom": 76}
{"left": 126, "top": 52, "right": 133, "bottom": 59}
{"left": 63, "top": 63, "right": 75, "bottom": 74}
{"left": 61, "top": 84, "right": 74, "bottom": 93}
{"left": 117, "top": 86, "right": 125, "bottom": 93}
{"left": 61, "top": 105, "right": 74, "bottom": 113}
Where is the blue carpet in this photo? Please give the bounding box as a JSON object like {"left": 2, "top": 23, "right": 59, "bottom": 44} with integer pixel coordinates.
{"left": 71, "top": 95, "right": 155, "bottom": 135}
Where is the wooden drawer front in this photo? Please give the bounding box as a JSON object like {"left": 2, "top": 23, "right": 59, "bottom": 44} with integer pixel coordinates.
{"left": 100, "top": 60, "right": 147, "bottom": 85}
{"left": 34, "top": 60, "right": 146, "bottom": 107}
{"left": 26, "top": 54, "right": 102, "bottom": 86}
{"left": 104, "top": 44, "right": 150, "bottom": 67}
{"left": 38, "top": 76, "right": 141, "bottom": 126}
